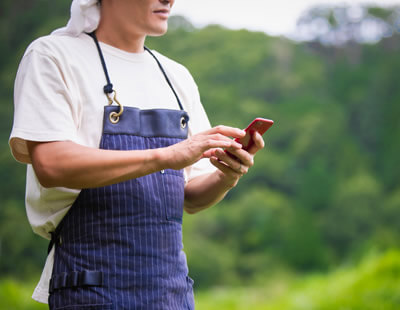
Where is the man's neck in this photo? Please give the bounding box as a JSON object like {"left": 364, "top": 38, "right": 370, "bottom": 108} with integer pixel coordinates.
{"left": 95, "top": 7, "right": 146, "bottom": 53}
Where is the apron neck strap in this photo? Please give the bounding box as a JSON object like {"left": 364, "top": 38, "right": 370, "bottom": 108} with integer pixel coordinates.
{"left": 88, "top": 32, "right": 114, "bottom": 94}
{"left": 87, "top": 32, "right": 184, "bottom": 111}
{"left": 144, "top": 46, "right": 184, "bottom": 111}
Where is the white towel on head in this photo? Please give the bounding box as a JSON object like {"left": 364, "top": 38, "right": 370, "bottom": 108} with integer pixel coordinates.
{"left": 52, "top": 0, "right": 100, "bottom": 36}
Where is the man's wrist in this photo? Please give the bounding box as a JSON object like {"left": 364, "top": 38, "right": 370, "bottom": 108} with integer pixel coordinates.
{"left": 149, "top": 147, "right": 171, "bottom": 172}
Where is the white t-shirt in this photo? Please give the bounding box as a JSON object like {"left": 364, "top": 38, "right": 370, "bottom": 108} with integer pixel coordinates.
{"left": 9, "top": 33, "right": 215, "bottom": 303}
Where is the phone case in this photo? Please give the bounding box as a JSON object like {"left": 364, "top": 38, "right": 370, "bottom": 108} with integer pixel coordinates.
{"left": 235, "top": 118, "right": 274, "bottom": 151}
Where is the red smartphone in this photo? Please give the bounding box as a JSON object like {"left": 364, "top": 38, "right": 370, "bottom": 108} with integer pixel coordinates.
{"left": 233, "top": 118, "right": 274, "bottom": 151}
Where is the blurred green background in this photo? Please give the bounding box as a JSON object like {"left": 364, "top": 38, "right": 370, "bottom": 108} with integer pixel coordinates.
{"left": 1, "top": 1, "right": 400, "bottom": 309}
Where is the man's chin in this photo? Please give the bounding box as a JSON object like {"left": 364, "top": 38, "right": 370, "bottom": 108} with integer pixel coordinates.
{"left": 148, "top": 27, "right": 168, "bottom": 37}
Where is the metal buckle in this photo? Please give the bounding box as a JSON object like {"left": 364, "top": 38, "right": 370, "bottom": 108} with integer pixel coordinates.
{"left": 106, "top": 90, "right": 124, "bottom": 124}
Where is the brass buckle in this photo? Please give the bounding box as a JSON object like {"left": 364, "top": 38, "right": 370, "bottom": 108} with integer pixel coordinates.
{"left": 106, "top": 90, "right": 124, "bottom": 124}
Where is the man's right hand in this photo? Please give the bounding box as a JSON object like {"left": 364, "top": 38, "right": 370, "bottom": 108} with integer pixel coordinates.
{"left": 164, "top": 125, "right": 245, "bottom": 171}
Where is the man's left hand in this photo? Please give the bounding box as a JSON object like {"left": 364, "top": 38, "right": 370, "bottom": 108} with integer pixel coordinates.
{"left": 208, "top": 131, "right": 265, "bottom": 188}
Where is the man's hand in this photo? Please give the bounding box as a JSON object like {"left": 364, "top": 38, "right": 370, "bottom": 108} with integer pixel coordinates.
{"left": 209, "top": 131, "right": 265, "bottom": 187}
{"left": 164, "top": 125, "right": 245, "bottom": 170}
{"left": 183, "top": 131, "right": 266, "bottom": 214}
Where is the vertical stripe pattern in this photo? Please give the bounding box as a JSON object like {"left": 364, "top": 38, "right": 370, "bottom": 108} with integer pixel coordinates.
{"left": 49, "top": 109, "right": 194, "bottom": 310}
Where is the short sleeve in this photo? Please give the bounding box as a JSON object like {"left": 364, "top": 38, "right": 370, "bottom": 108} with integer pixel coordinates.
{"left": 185, "top": 79, "right": 217, "bottom": 181}
{"left": 9, "top": 49, "right": 79, "bottom": 163}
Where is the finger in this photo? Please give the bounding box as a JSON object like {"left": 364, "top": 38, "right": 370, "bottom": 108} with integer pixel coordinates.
{"left": 204, "top": 125, "right": 246, "bottom": 139}
{"left": 247, "top": 131, "right": 265, "bottom": 155}
{"left": 210, "top": 157, "right": 241, "bottom": 176}
{"left": 224, "top": 147, "right": 254, "bottom": 168}
{"left": 206, "top": 134, "right": 242, "bottom": 149}
{"left": 202, "top": 138, "right": 233, "bottom": 150}
{"left": 214, "top": 149, "right": 249, "bottom": 174}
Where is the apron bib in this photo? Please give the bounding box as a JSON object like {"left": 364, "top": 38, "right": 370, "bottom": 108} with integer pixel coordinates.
{"left": 48, "top": 33, "right": 194, "bottom": 310}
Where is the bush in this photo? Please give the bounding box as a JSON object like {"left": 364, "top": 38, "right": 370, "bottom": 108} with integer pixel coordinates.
{"left": 195, "top": 249, "right": 400, "bottom": 310}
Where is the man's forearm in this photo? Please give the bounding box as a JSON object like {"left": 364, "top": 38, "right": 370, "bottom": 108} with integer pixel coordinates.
{"left": 27, "top": 141, "right": 166, "bottom": 189}
{"left": 183, "top": 170, "right": 238, "bottom": 214}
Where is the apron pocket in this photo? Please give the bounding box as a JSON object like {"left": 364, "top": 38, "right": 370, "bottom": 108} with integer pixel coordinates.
{"left": 55, "top": 303, "right": 113, "bottom": 310}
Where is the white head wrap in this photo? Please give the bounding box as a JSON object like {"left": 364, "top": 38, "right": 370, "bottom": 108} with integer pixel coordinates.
{"left": 52, "top": 0, "right": 101, "bottom": 36}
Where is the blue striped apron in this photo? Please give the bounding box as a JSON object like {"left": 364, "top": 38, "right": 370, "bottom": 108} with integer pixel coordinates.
{"left": 48, "top": 32, "right": 194, "bottom": 310}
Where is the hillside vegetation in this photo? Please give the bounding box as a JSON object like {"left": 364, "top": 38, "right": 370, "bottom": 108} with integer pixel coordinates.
{"left": 1, "top": 2, "right": 400, "bottom": 308}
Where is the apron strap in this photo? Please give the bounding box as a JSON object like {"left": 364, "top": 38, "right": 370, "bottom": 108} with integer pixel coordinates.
{"left": 144, "top": 46, "right": 184, "bottom": 111}
{"left": 47, "top": 224, "right": 63, "bottom": 254}
{"left": 87, "top": 32, "right": 184, "bottom": 110}
{"left": 49, "top": 270, "right": 103, "bottom": 293}
{"left": 87, "top": 32, "right": 114, "bottom": 94}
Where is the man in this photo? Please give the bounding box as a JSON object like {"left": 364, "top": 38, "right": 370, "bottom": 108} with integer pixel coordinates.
{"left": 9, "top": 0, "right": 264, "bottom": 309}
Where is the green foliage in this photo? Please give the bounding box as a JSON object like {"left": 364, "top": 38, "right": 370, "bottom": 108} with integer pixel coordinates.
{"left": 195, "top": 250, "right": 400, "bottom": 310}
{"left": 0, "top": 278, "right": 47, "bottom": 310}
{"left": 1, "top": 2, "right": 400, "bottom": 303}
{"left": 0, "top": 200, "right": 48, "bottom": 278}
{"left": 149, "top": 16, "right": 400, "bottom": 288}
